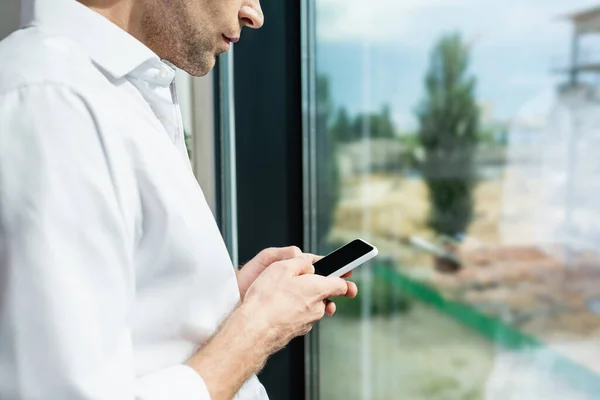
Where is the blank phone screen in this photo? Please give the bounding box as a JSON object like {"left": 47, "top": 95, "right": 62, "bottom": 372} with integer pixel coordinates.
{"left": 313, "top": 239, "right": 374, "bottom": 276}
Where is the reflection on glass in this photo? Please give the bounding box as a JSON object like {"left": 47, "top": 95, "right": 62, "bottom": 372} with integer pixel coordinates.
{"left": 312, "top": 1, "right": 600, "bottom": 399}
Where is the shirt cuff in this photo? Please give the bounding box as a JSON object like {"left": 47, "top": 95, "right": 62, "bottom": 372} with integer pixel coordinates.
{"left": 136, "top": 364, "right": 212, "bottom": 400}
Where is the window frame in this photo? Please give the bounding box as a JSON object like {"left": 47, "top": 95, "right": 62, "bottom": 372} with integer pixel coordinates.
{"left": 233, "top": 0, "right": 307, "bottom": 398}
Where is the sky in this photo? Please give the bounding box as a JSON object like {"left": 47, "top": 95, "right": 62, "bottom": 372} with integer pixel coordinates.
{"left": 315, "top": 0, "right": 600, "bottom": 133}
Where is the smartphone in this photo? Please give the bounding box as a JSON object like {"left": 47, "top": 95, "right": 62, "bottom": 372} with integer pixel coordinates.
{"left": 313, "top": 239, "right": 378, "bottom": 277}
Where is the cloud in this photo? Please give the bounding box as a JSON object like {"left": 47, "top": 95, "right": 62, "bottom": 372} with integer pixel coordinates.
{"left": 317, "top": 0, "right": 600, "bottom": 50}
{"left": 316, "top": 0, "right": 465, "bottom": 44}
{"left": 509, "top": 88, "right": 558, "bottom": 129}
{"left": 505, "top": 74, "right": 557, "bottom": 88}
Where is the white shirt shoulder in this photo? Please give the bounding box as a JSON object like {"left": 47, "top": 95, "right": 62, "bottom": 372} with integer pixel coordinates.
{"left": 0, "top": 27, "right": 104, "bottom": 95}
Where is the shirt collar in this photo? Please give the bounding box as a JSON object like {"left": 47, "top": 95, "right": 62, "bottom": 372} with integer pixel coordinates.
{"left": 20, "top": 0, "right": 168, "bottom": 81}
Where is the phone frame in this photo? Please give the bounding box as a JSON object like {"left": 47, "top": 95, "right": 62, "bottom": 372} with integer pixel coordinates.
{"left": 318, "top": 238, "right": 379, "bottom": 277}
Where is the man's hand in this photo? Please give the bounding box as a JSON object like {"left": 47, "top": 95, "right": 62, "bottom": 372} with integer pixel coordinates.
{"left": 242, "top": 254, "right": 358, "bottom": 349}
{"left": 236, "top": 246, "right": 303, "bottom": 300}
{"left": 236, "top": 246, "right": 355, "bottom": 302}
{"left": 186, "top": 254, "right": 358, "bottom": 400}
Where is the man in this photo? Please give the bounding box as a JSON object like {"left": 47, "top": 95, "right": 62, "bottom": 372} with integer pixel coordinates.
{"left": 0, "top": 0, "right": 358, "bottom": 399}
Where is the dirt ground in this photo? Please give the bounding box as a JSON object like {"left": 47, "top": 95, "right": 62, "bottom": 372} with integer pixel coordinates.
{"left": 333, "top": 173, "right": 505, "bottom": 244}
{"left": 330, "top": 173, "right": 507, "bottom": 272}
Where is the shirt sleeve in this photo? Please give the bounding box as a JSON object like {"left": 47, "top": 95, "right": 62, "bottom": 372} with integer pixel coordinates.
{"left": 0, "top": 84, "right": 211, "bottom": 400}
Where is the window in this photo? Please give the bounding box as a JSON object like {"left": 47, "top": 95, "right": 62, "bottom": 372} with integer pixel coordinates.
{"left": 305, "top": 1, "right": 600, "bottom": 399}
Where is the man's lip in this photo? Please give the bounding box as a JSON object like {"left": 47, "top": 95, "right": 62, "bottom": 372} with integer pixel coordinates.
{"left": 223, "top": 35, "right": 240, "bottom": 44}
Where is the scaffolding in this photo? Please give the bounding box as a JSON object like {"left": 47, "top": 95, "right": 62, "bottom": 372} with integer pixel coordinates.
{"left": 559, "top": 6, "right": 600, "bottom": 86}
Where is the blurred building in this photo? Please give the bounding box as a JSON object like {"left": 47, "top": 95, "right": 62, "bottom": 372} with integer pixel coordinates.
{"left": 557, "top": 6, "right": 600, "bottom": 95}
{"left": 337, "top": 138, "right": 411, "bottom": 179}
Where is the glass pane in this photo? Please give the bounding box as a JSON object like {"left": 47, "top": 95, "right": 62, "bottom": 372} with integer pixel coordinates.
{"left": 311, "top": 1, "right": 600, "bottom": 399}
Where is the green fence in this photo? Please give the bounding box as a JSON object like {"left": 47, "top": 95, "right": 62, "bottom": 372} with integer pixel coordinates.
{"left": 372, "top": 263, "right": 600, "bottom": 397}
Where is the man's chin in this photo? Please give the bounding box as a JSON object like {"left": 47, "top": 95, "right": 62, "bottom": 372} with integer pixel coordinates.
{"left": 182, "top": 55, "right": 217, "bottom": 77}
{"left": 216, "top": 48, "right": 230, "bottom": 57}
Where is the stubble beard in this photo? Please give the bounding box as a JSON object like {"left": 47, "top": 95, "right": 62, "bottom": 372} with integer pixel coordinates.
{"left": 140, "top": 2, "right": 216, "bottom": 77}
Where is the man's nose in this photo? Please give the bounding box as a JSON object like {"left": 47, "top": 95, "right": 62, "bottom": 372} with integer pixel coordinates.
{"left": 239, "top": 2, "right": 264, "bottom": 29}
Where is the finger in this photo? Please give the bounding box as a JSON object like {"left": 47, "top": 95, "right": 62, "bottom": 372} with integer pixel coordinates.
{"left": 325, "top": 301, "right": 336, "bottom": 316}
{"left": 295, "top": 274, "right": 348, "bottom": 300}
{"left": 260, "top": 246, "right": 303, "bottom": 266}
{"left": 281, "top": 246, "right": 303, "bottom": 259}
{"left": 316, "top": 276, "right": 348, "bottom": 300}
{"left": 345, "top": 281, "right": 358, "bottom": 299}
{"left": 303, "top": 253, "right": 324, "bottom": 264}
{"left": 340, "top": 270, "right": 353, "bottom": 278}
{"left": 282, "top": 255, "right": 316, "bottom": 276}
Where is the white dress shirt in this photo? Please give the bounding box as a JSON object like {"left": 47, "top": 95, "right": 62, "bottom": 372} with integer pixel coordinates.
{"left": 0, "top": 1, "right": 268, "bottom": 399}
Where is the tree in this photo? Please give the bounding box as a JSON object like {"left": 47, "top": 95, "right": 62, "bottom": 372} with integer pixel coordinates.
{"left": 333, "top": 105, "right": 396, "bottom": 142}
{"left": 370, "top": 104, "right": 396, "bottom": 139}
{"left": 416, "top": 33, "right": 479, "bottom": 237}
{"left": 331, "top": 108, "right": 352, "bottom": 143}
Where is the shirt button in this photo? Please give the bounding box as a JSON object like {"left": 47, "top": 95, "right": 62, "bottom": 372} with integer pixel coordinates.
{"left": 158, "top": 70, "right": 169, "bottom": 80}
